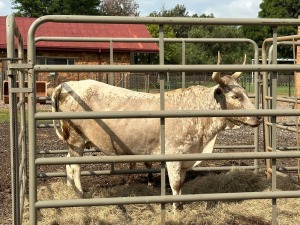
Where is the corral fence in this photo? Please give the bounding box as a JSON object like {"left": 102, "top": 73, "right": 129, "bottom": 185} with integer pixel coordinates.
{"left": 5, "top": 15, "right": 300, "bottom": 225}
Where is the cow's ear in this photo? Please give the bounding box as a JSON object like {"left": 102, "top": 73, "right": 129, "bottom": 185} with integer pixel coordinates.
{"left": 214, "top": 87, "right": 224, "bottom": 103}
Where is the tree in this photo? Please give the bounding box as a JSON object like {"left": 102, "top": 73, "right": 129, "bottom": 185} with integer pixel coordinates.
{"left": 187, "top": 19, "right": 246, "bottom": 65}
{"left": 99, "top": 0, "right": 139, "bottom": 16}
{"left": 146, "top": 21, "right": 180, "bottom": 64}
{"left": 259, "top": 0, "right": 300, "bottom": 18}
{"left": 12, "top": 0, "right": 101, "bottom": 17}
{"left": 242, "top": 0, "right": 300, "bottom": 58}
{"left": 146, "top": 5, "right": 247, "bottom": 65}
{"left": 147, "top": 4, "right": 192, "bottom": 64}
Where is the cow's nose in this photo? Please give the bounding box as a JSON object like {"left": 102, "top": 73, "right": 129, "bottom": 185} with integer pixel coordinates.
{"left": 257, "top": 116, "right": 263, "bottom": 122}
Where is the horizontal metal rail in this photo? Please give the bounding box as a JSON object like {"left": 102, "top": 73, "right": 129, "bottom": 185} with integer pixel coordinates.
{"left": 32, "top": 15, "right": 300, "bottom": 26}
{"left": 33, "top": 64, "right": 300, "bottom": 73}
{"left": 35, "top": 151, "right": 300, "bottom": 165}
{"left": 35, "top": 37, "right": 256, "bottom": 44}
{"left": 37, "top": 166, "right": 259, "bottom": 178}
{"left": 278, "top": 147, "right": 300, "bottom": 151}
{"left": 35, "top": 190, "right": 300, "bottom": 209}
{"left": 36, "top": 145, "right": 255, "bottom": 154}
{"left": 272, "top": 97, "right": 300, "bottom": 104}
{"left": 266, "top": 122, "right": 299, "bottom": 133}
{"left": 35, "top": 109, "right": 300, "bottom": 120}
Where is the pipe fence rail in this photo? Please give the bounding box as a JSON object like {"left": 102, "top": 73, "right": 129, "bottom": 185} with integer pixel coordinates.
{"left": 5, "top": 15, "right": 300, "bottom": 225}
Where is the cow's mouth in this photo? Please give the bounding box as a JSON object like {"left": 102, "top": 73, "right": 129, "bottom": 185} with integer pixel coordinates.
{"left": 248, "top": 116, "right": 263, "bottom": 127}
{"left": 228, "top": 117, "right": 263, "bottom": 128}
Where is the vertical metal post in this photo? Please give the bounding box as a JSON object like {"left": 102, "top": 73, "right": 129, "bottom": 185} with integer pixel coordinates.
{"left": 159, "top": 24, "right": 166, "bottom": 224}
{"left": 181, "top": 40, "right": 186, "bottom": 88}
{"left": 28, "top": 20, "right": 38, "bottom": 225}
{"left": 253, "top": 48, "right": 259, "bottom": 172}
{"left": 6, "top": 15, "right": 21, "bottom": 225}
{"left": 271, "top": 26, "right": 278, "bottom": 225}
{"left": 109, "top": 40, "right": 114, "bottom": 85}
{"left": 18, "top": 37, "right": 27, "bottom": 220}
{"left": 0, "top": 71, "right": 3, "bottom": 100}
{"left": 262, "top": 40, "right": 271, "bottom": 178}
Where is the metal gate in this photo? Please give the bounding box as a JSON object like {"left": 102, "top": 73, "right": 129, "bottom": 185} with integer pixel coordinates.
{"left": 6, "top": 15, "right": 300, "bottom": 225}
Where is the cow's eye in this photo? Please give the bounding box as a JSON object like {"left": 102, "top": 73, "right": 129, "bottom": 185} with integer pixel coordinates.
{"left": 232, "top": 95, "right": 240, "bottom": 100}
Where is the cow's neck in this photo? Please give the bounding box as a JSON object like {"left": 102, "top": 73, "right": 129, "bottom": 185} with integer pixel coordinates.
{"left": 169, "top": 85, "right": 227, "bottom": 144}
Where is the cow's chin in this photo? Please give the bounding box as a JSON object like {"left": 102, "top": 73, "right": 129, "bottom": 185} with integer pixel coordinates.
{"left": 228, "top": 117, "right": 262, "bottom": 128}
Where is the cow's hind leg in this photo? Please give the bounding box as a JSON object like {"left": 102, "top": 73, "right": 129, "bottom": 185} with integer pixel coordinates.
{"left": 144, "top": 162, "right": 155, "bottom": 186}
{"left": 127, "top": 162, "right": 154, "bottom": 186}
{"left": 66, "top": 143, "right": 84, "bottom": 197}
{"left": 66, "top": 153, "right": 74, "bottom": 187}
{"left": 166, "top": 161, "right": 187, "bottom": 210}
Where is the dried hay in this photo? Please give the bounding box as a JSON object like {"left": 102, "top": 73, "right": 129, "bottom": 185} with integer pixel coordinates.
{"left": 22, "top": 168, "right": 300, "bottom": 225}
{"left": 183, "top": 168, "right": 267, "bottom": 195}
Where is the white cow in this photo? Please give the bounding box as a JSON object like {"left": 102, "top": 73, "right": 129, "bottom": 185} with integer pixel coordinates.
{"left": 51, "top": 58, "right": 262, "bottom": 210}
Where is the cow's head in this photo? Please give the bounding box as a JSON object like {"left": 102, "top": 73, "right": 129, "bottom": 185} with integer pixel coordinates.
{"left": 212, "top": 52, "right": 262, "bottom": 127}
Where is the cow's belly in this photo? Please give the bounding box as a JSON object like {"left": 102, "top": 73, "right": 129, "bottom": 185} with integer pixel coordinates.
{"left": 75, "top": 118, "right": 161, "bottom": 156}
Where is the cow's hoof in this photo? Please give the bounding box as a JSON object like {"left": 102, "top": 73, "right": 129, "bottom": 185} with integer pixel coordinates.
{"left": 147, "top": 181, "right": 155, "bottom": 187}
{"left": 174, "top": 202, "right": 183, "bottom": 210}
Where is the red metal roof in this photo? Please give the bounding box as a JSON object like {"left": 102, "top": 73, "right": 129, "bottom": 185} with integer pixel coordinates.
{"left": 0, "top": 16, "right": 158, "bottom": 52}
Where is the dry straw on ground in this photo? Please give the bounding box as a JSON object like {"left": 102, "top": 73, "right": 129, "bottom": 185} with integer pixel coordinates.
{"left": 22, "top": 169, "right": 300, "bottom": 225}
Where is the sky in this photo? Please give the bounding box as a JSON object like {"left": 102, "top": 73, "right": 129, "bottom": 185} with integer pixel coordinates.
{"left": 0, "top": 0, "right": 262, "bottom": 18}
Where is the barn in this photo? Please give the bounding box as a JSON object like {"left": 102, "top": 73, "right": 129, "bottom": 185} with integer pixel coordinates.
{"left": 0, "top": 16, "right": 159, "bottom": 94}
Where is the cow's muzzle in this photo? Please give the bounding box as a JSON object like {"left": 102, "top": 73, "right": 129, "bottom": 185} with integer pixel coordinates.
{"left": 248, "top": 116, "right": 263, "bottom": 127}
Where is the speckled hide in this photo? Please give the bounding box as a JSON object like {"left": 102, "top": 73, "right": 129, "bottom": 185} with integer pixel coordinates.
{"left": 52, "top": 77, "right": 262, "bottom": 210}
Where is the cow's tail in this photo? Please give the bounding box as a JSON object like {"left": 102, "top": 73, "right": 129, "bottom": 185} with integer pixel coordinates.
{"left": 51, "top": 84, "right": 70, "bottom": 141}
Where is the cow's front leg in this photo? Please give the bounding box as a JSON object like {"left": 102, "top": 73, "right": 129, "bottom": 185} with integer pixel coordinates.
{"left": 166, "top": 161, "right": 187, "bottom": 210}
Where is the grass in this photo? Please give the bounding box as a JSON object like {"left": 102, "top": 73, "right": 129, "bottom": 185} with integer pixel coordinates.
{"left": 21, "top": 169, "right": 300, "bottom": 225}
{"left": 0, "top": 110, "right": 10, "bottom": 123}
{"left": 241, "top": 83, "right": 295, "bottom": 96}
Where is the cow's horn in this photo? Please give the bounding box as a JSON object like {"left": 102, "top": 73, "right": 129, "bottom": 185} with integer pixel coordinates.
{"left": 232, "top": 54, "right": 247, "bottom": 79}
{"left": 212, "top": 51, "right": 224, "bottom": 85}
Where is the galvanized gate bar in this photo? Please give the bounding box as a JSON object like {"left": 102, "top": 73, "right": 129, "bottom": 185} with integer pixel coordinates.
{"left": 33, "top": 64, "right": 300, "bottom": 72}
{"left": 35, "top": 190, "right": 300, "bottom": 209}
{"left": 35, "top": 36, "right": 257, "bottom": 44}
{"left": 6, "top": 15, "right": 20, "bottom": 225}
{"left": 158, "top": 23, "right": 166, "bottom": 224}
{"left": 27, "top": 15, "right": 300, "bottom": 25}
{"left": 6, "top": 15, "right": 27, "bottom": 225}
{"left": 270, "top": 27, "right": 278, "bottom": 224}
{"left": 34, "top": 109, "right": 300, "bottom": 119}
{"left": 37, "top": 166, "right": 259, "bottom": 178}
{"left": 35, "top": 151, "right": 300, "bottom": 165}
{"left": 35, "top": 145, "right": 255, "bottom": 154}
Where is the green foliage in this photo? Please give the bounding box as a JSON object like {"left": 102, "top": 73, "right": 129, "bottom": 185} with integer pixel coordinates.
{"left": 240, "top": 25, "right": 268, "bottom": 48}
{"left": 260, "top": 0, "right": 300, "bottom": 58}
{"left": 147, "top": 5, "right": 189, "bottom": 64}
{"left": 147, "top": 6, "right": 251, "bottom": 65}
{"left": 259, "top": 0, "right": 300, "bottom": 18}
{"left": 243, "top": 0, "right": 300, "bottom": 58}
{"left": 187, "top": 24, "right": 247, "bottom": 65}
{"left": 99, "top": 0, "right": 139, "bottom": 16}
{"left": 12, "top": 0, "right": 101, "bottom": 17}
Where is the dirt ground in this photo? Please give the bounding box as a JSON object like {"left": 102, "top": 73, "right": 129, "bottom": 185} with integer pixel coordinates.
{"left": 0, "top": 100, "right": 299, "bottom": 224}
